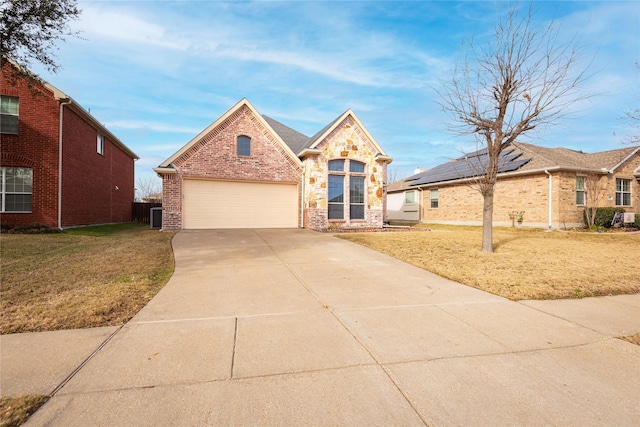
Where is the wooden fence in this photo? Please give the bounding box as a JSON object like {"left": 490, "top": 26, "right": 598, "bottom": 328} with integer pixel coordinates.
{"left": 132, "top": 202, "right": 161, "bottom": 224}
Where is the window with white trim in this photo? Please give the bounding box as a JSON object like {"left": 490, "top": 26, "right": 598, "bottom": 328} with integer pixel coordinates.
{"left": 1, "top": 96, "right": 19, "bottom": 134}
{"left": 430, "top": 188, "right": 439, "bottom": 209}
{"left": 97, "top": 133, "right": 104, "bottom": 155}
{"left": 616, "top": 178, "right": 631, "bottom": 206}
{"left": 405, "top": 191, "right": 416, "bottom": 204}
{"left": 1, "top": 167, "right": 32, "bottom": 212}
{"left": 576, "top": 176, "right": 585, "bottom": 205}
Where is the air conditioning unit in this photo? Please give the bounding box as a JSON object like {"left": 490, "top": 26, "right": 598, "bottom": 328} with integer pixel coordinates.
{"left": 150, "top": 207, "right": 162, "bottom": 229}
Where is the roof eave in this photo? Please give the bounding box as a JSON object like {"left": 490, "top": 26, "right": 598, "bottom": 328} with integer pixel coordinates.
{"left": 298, "top": 148, "right": 322, "bottom": 157}
{"left": 154, "top": 166, "right": 176, "bottom": 176}
{"left": 375, "top": 154, "right": 393, "bottom": 163}
{"left": 159, "top": 98, "right": 302, "bottom": 168}
{"left": 309, "top": 109, "right": 389, "bottom": 157}
{"left": 609, "top": 147, "right": 640, "bottom": 172}
{"left": 397, "top": 165, "right": 611, "bottom": 191}
{"left": 63, "top": 99, "right": 139, "bottom": 160}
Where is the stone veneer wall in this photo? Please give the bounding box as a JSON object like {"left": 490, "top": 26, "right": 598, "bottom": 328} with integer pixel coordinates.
{"left": 302, "top": 116, "right": 388, "bottom": 230}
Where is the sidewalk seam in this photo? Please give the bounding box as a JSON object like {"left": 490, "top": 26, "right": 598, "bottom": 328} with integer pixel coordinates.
{"left": 49, "top": 325, "right": 123, "bottom": 396}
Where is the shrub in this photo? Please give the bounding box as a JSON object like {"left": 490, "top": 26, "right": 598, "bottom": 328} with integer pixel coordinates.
{"left": 582, "top": 207, "right": 626, "bottom": 228}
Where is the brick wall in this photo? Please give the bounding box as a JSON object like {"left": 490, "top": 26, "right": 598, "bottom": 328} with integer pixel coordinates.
{"left": 0, "top": 62, "right": 135, "bottom": 228}
{"left": 160, "top": 104, "right": 303, "bottom": 229}
{"left": 61, "top": 107, "right": 135, "bottom": 227}
{"left": 416, "top": 157, "right": 640, "bottom": 229}
{"left": 0, "top": 64, "right": 60, "bottom": 227}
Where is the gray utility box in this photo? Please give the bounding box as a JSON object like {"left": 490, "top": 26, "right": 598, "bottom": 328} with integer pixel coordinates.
{"left": 150, "top": 207, "right": 162, "bottom": 229}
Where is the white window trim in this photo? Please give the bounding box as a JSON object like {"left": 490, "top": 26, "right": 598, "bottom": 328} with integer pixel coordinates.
{"left": 404, "top": 190, "right": 416, "bottom": 205}
{"left": 97, "top": 133, "right": 105, "bottom": 155}
{"left": 0, "top": 95, "right": 19, "bottom": 135}
{"left": 1, "top": 167, "right": 33, "bottom": 213}
{"left": 430, "top": 188, "right": 439, "bottom": 209}
{"left": 576, "top": 176, "right": 586, "bottom": 206}
{"left": 615, "top": 178, "right": 632, "bottom": 207}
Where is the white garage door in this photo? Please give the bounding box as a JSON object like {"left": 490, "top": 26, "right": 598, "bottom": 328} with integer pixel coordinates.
{"left": 183, "top": 179, "right": 298, "bottom": 229}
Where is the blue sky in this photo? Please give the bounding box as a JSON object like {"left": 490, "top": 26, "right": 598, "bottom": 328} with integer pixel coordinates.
{"left": 28, "top": 1, "right": 639, "bottom": 189}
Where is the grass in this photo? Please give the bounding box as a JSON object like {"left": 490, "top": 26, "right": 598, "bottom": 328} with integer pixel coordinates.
{"left": 620, "top": 333, "right": 640, "bottom": 345}
{"left": 338, "top": 224, "right": 640, "bottom": 300}
{"left": 0, "top": 395, "right": 49, "bottom": 427}
{"left": 0, "top": 223, "right": 176, "bottom": 334}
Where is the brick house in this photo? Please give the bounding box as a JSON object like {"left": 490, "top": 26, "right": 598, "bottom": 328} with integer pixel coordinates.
{"left": 387, "top": 142, "right": 640, "bottom": 229}
{"left": 0, "top": 62, "right": 138, "bottom": 229}
{"left": 154, "top": 98, "right": 392, "bottom": 230}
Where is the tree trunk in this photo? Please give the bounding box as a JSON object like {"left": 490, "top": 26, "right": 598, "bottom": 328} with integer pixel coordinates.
{"left": 482, "top": 189, "right": 494, "bottom": 253}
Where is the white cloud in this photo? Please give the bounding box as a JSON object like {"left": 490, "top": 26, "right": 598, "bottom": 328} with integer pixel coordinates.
{"left": 75, "top": 3, "right": 190, "bottom": 50}
{"left": 107, "top": 120, "right": 201, "bottom": 135}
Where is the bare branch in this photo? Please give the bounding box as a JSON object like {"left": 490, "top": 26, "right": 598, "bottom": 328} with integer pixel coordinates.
{"left": 436, "top": 4, "right": 593, "bottom": 252}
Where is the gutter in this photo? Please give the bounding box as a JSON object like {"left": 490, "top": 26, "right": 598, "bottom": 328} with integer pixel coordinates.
{"left": 301, "top": 167, "right": 306, "bottom": 228}
{"left": 544, "top": 169, "right": 552, "bottom": 230}
{"left": 58, "top": 98, "right": 72, "bottom": 230}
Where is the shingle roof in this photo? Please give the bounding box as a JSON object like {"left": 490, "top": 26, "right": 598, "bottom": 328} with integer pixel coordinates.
{"left": 392, "top": 142, "right": 639, "bottom": 190}
{"left": 403, "top": 147, "right": 532, "bottom": 187}
{"left": 262, "top": 115, "right": 312, "bottom": 155}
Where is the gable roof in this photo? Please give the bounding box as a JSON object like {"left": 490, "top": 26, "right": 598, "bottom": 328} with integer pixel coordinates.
{"left": 262, "top": 115, "right": 311, "bottom": 155}
{"left": 389, "top": 142, "right": 639, "bottom": 191}
{"left": 306, "top": 109, "right": 390, "bottom": 158}
{"left": 2, "top": 59, "right": 138, "bottom": 160}
{"left": 158, "top": 100, "right": 392, "bottom": 171}
{"left": 157, "top": 98, "right": 302, "bottom": 170}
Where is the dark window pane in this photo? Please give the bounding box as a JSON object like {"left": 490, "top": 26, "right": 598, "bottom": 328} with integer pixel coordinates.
{"left": 0, "top": 115, "right": 18, "bottom": 134}
{"left": 350, "top": 204, "right": 364, "bottom": 220}
{"left": 350, "top": 161, "right": 365, "bottom": 173}
{"left": 328, "top": 204, "right": 344, "bottom": 219}
{"left": 5, "top": 194, "right": 32, "bottom": 212}
{"left": 328, "top": 160, "right": 344, "bottom": 171}
{"left": 350, "top": 176, "right": 364, "bottom": 203}
{"left": 237, "top": 135, "right": 251, "bottom": 156}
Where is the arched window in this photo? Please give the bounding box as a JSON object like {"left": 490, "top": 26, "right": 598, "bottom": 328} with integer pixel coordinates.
{"left": 237, "top": 135, "right": 251, "bottom": 156}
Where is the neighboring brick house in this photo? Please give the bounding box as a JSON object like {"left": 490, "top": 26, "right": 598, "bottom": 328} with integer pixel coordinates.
{"left": 387, "top": 142, "right": 640, "bottom": 229}
{"left": 154, "top": 98, "right": 392, "bottom": 230}
{"left": 0, "top": 61, "right": 138, "bottom": 229}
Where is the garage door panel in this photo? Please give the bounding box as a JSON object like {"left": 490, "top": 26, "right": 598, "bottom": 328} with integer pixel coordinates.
{"left": 183, "top": 180, "right": 298, "bottom": 229}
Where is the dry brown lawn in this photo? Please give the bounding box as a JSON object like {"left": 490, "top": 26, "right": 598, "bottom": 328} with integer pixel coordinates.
{"left": 0, "top": 224, "right": 176, "bottom": 334}
{"left": 0, "top": 395, "right": 49, "bottom": 427}
{"left": 339, "top": 225, "right": 640, "bottom": 300}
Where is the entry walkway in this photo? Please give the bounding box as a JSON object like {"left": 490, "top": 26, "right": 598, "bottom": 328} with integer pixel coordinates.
{"left": 2, "top": 229, "right": 639, "bottom": 426}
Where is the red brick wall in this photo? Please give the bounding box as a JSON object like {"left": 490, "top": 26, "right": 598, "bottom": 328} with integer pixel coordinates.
{"left": 0, "top": 64, "right": 60, "bottom": 227}
{"left": 1, "top": 62, "right": 135, "bottom": 228}
{"left": 61, "top": 107, "right": 135, "bottom": 227}
{"left": 161, "top": 104, "right": 303, "bottom": 229}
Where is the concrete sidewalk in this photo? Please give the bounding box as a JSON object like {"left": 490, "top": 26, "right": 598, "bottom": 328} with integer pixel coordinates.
{"left": 2, "top": 229, "right": 638, "bottom": 426}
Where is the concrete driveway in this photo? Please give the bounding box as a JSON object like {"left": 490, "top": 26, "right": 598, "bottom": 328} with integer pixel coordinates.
{"left": 23, "top": 229, "right": 640, "bottom": 426}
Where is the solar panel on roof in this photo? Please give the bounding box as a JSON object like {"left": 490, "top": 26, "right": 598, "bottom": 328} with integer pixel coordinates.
{"left": 409, "top": 146, "right": 532, "bottom": 186}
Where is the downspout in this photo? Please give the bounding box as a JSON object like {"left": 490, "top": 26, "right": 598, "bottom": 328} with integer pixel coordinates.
{"left": 544, "top": 169, "right": 552, "bottom": 230}
{"left": 300, "top": 167, "right": 305, "bottom": 228}
{"left": 58, "top": 99, "right": 72, "bottom": 230}
{"left": 418, "top": 187, "right": 424, "bottom": 222}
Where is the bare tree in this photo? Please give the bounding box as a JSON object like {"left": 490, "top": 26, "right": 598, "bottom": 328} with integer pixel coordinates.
{"left": 582, "top": 174, "right": 603, "bottom": 228}
{"left": 438, "top": 4, "right": 591, "bottom": 252}
{"left": 622, "top": 63, "right": 639, "bottom": 144}
{"left": 1, "top": 0, "right": 81, "bottom": 81}
{"left": 136, "top": 176, "right": 162, "bottom": 203}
